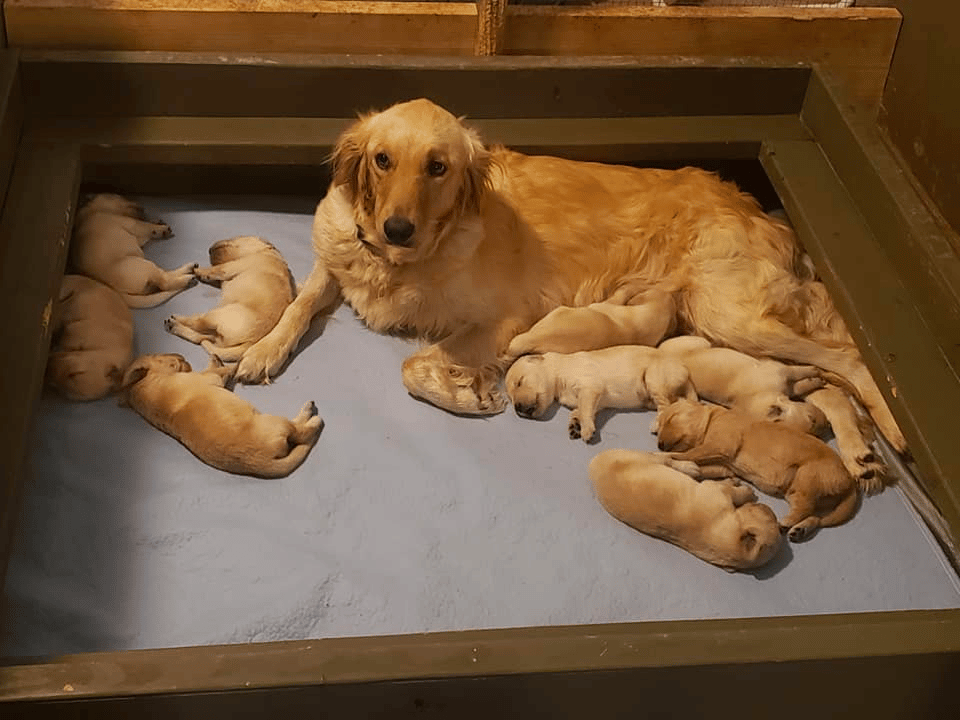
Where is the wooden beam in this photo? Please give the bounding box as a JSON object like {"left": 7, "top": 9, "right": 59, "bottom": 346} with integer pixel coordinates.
{"left": 2, "top": 3, "right": 901, "bottom": 105}
{"left": 474, "top": 0, "right": 506, "bottom": 56}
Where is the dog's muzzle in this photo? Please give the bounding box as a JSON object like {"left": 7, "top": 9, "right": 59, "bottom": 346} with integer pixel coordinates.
{"left": 383, "top": 216, "right": 415, "bottom": 247}
{"left": 514, "top": 402, "right": 537, "bottom": 418}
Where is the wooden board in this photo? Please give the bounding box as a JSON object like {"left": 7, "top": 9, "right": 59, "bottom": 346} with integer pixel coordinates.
{"left": 2, "top": 3, "right": 901, "bottom": 105}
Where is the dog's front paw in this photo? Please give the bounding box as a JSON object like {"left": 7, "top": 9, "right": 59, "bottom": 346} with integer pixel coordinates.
{"left": 668, "top": 458, "right": 700, "bottom": 477}
{"left": 235, "top": 338, "right": 290, "bottom": 385}
{"left": 164, "top": 316, "right": 177, "bottom": 332}
{"left": 153, "top": 223, "right": 173, "bottom": 240}
{"left": 783, "top": 518, "right": 819, "bottom": 543}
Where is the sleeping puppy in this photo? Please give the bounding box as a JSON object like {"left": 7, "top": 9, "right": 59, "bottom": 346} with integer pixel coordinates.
{"left": 46, "top": 274, "right": 134, "bottom": 401}
{"left": 504, "top": 346, "right": 694, "bottom": 442}
{"left": 165, "top": 236, "right": 296, "bottom": 362}
{"left": 589, "top": 449, "right": 782, "bottom": 572}
{"left": 656, "top": 335, "right": 827, "bottom": 433}
{"left": 70, "top": 193, "right": 197, "bottom": 308}
{"left": 121, "top": 354, "right": 323, "bottom": 478}
{"left": 657, "top": 399, "right": 859, "bottom": 542}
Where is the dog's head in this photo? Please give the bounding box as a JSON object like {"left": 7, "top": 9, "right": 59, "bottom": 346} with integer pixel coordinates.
{"left": 744, "top": 392, "right": 828, "bottom": 435}
{"left": 208, "top": 235, "right": 278, "bottom": 265}
{"left": 331, "top": 98, "right": 492, "bottom": 265}
{"left": 656, "top": 399, "right": 714, "bottom": 452}
{"left": 46, "top": 352, "right": 125, "bottom": 401}
{"left": 733, "top": 502, "right": 783, "bottom": 569}
{"left": 505, "top": 355, "right": 557, "bottom": 419}
{"left": 120, "top": 353, "right": 192, "bottom": 391}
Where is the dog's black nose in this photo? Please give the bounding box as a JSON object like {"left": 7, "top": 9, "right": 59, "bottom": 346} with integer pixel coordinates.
{"left": 514, "top": 402, "right": 536, "bottom": 418}
{"left": 657, "top": 440, "right": 667, "bottom": 450}
{"left": 383, "top": 216, "right": 415, "bottom": 246}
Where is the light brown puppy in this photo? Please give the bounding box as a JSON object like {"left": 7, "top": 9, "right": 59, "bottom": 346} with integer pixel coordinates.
{"left": 505, "top": 347, "right": 694, "bottom": 442}
{"left": 657, "top": 399, "right": 859, "bottom": 542}
{"left": 165, "top": 236, "right": 296, "bottom": 362}
{"left": 70, "top": 193, "right": 197, "bottom": 308}
{"left": 232, "top": 98, "right": 904, "bottom": 457}
{"left": 589, "top": 449, "right": 783, "bottom": 572}
{"left": 122, "top": 354, "right": 323, "bottom": 478}
{"left": 46, "top": 274, "right": 134, "bottom": 401}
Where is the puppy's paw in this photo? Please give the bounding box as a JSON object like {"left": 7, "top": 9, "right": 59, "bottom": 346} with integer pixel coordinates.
{"left": 163, "top": 316, "right": 177, "bottom": 332}
{"left": 568, "top": 416, "right": 581, "bottom": 440}
{"left": 784, "top": 519, "right": 818, "bottom": 543}
{"left": 152, "top": 224, "right": 173, "bottom": 240}
{"left": 668, "top": 459, "right": 700, "bottom": 477}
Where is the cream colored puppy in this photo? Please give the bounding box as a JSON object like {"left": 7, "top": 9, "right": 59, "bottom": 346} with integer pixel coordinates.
{"left": 122, "top": 354, "right": 323, "bottom": 478}
{"left": 657, "top": 399, "right": 859, "bottom": 542}
{"left": 505, "top": 346, "right": 694, "bottom": 442}
{"left": 165, "top": 236, "right": 296, "bottom": 362}
{"left": 70, "top": 193, "right": 197, "bottom": 308}
{"left": 589, "top": 449, "right": 782, "bottom": 572}
{"left": 656, "top": 335, "right": 827, "bottom": 433}
{"left": 46, "top": 274, "right": 134, "bottom": 401}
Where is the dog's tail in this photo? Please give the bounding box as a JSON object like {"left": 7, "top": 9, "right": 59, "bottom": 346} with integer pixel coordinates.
{"left": 818, "top": 487, "right": 860, "bottom": 529}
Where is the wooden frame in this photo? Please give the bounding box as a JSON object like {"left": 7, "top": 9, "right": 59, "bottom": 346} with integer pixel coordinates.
{"left": 1, "top": 51, "right": 959, "bottom": 716}
{"left": 2, "top": 2, "right": 902, "bottom": 106}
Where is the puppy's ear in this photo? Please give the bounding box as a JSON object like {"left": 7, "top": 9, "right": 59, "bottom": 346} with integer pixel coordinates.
{"left": 331, "top": 114, "right": 373, "bottom": 209}
{"left": 120, "top": 364, "right": 149, "bottom": 391}
{"left": 741, "top": 529, "right": 758, "bottom": 553}
{"left": 459, "top": 126, "right": 492, "bottom": 215}
{"left": 107, "top": 365, "right": 124, "bottom": 392}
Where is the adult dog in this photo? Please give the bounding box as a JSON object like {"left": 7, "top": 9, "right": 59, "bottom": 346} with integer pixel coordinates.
{"left": 234, "top": 98, "right": 905, "bottom": 453}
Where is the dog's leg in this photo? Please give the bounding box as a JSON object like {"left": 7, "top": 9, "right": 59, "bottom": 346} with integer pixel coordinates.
{"left": 115, "top": 215, "right": 173, "bottom": 245}
{"left": 668, "top": 443, "right": 729, "bottom": 467}
{"left": 695, "top": 464, "right": 737, "bottom": 480}
{"left": 780, "top": 488, "right": 820, "bottom": 542}
{"left": 782, "top": 365, "right": 826, "bottom": 398}
{"left": 235, "top": 264, "right": 341, "bottom": 384}
{"left": 568, "top": 388, "right": 602, "bottom": 442}
{"left": 200, "top": 340, "right": 250, "bottom": 362}
{"left": 289, "top": 401, "right": 324, "bottom": 445}
{"left": 165, "top": 313, "right": 216, "bottom": 344}
{"left": 402, "top": 323, "right": 508, "bottom": 415}
{"left": 194, "top": 260, "right": 247, "bottom": 285}
{"left": 805, "top": 386, "right": 886, "bottom": 494}
{"left": 714, "top": 478, "right": 757, "bottom": 506}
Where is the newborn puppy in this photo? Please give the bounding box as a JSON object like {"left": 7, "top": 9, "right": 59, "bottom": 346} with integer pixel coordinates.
{"left": 122, "top": 354, "right": 323, "bottom": 478}
{"left": 657, "top": 335, "right": 826, "bottom": 433}
{"left": 165, "top": 236, "right": 295, "bottom": 362}
{"left": 505, "top": 347, "right": 694, "bottom": 442}
{"left": 589, "top": 449, "right": 782, "bottom": 572}
{"left": 657, "top": 399, "right": 859, "bottom": 542}
{"left": 46, "top": 274, "right": 134, "bottom": 401}
{"left": 70, "top": 193, "right": 197, "bottom": 307}
{"left": 504, "top": 290, "right": 676, "bottom": 360}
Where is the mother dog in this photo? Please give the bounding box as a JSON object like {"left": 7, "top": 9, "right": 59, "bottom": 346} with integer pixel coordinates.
{"left": 234, "top": 98, "right": 905, "bottom": 452}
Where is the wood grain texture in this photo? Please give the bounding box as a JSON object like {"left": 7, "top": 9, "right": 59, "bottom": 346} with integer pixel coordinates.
{"left": 2, "top": 4, "right": 901, "bottom": 104}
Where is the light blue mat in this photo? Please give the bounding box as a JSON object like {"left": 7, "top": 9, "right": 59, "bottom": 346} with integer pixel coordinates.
{"left": 3, "top": 196, "right": 958, "bottom": 657}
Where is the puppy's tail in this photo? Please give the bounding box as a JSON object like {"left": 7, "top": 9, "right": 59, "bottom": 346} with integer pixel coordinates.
{"left": 818, "top": 487, "right": 860, "bottom": 529}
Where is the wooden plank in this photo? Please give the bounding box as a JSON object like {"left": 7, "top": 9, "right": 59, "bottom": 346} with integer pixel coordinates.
{"left": 17, "top": 53, "right": 811, "bottom": 119}
{"left": 474, "top": 0, "right": 506, "bottom": 56}
{"left": 3, "top": 610, "right": 960, "bottom": 701}
{"left": 760, "top": 139, "right": 960, "bottom": 539}
{"left": 0, "top": 50, "right": 24, "bottom": 217}
{"left": 0, "top": 128, "right": 81, "bottom": 595}
{"left": 3, "top": 4, "right": 900, "bottom": 106}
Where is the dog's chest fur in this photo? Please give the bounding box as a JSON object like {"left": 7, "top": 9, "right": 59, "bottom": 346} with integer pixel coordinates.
{"left": 312, "top": 186, "right": 490, "bottom": 338}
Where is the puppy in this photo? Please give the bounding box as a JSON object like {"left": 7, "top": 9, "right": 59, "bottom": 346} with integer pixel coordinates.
{"left": 121, "top": 354, "right": 323, "bottom": 478}
{"left": 589, "top": 449, "right": 782, "bottom": 572}
{"left": 505, "top": 346, "right": 694, "bottom": 442}
{"left": 70, "top": 193, "right": 197, "bottom": 307}
{"left": 165, "top": 236, "right": 296, "bottom": 362}
{"left": 656, "top": 335, "right": 827, "bottom": 433}
{"left": 46, "top": 274, "right": 134, "bottom": 401}
{"left": 657, "top": 399, "right": 859, "bottom": 542}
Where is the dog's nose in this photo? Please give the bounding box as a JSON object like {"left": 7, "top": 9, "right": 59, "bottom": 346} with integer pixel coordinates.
{"left": 383, "top": 216, "right": 415, "bottom": 247}
{"left": 514, "top": 402, "right": 536, "bottom": 418}
{"left": 657, "top": 439, "right": 667, "bottom": 450}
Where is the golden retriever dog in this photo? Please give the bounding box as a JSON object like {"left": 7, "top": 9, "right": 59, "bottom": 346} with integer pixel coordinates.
{"left": 70, "top": 193, "right": 197, "bottom": 308}
{"left": 232, "top": 98, "right": 905, "bottom": 456}
{"left": 657, "top": 399, "right": 859, "bottom": 542}
{"left": 589, "top": 449, "right": 782, "bottom": 572}
{"left": 46, "top": 274, "right": 134, "bottom": 401}
{"left": 165, "top": 236, "right": 295, "bottom": 362}
{"left": 505, "top": 347, "right": 694, "bottom": 442}
{"left": 121, "top": 354, "right": 323, "bottom": 478}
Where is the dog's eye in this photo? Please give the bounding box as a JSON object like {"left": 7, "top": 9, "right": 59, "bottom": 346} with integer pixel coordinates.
{"left": 427, "top": 160, "right": 446, "bottom": 177}
{"left": 375, "top": 152, "right": 390, "bottom": 170}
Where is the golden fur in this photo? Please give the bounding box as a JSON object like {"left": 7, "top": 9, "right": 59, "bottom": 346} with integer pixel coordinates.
{"left": 46, "top": 274, "right": 134, "bottom": 401}
{"left": 657, "top": 399, "right": 860, "bottom": 542}
{"left": 232, "top": 98, "right": 905, "bottom": 455}
{"left": 122, "top": 354, "right": 323, "bottom": 478}
{"left": 589, "top": 449, "right": 782, "bottom": 572}
{"left": 165, "top": 236, "right": 295, "bottom": 362}
{"left": 70, "top": 193, "right": 197, "bottom": 308}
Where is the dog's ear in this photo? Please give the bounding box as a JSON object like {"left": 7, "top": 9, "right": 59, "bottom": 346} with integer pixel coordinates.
{"left": 459, "top": 126, "right": 492, "bottom": 215}
{"left": 331, "top": 114, "right": 373, "bottom": 208}
{"left": 741, "top": 529, "right": 758, "bottom": 553}
{"left": 107, "top": 365, "right": 125, "bottom": 391}
{"left": 120, "top": 364, "right": 149, "bottom": 391}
